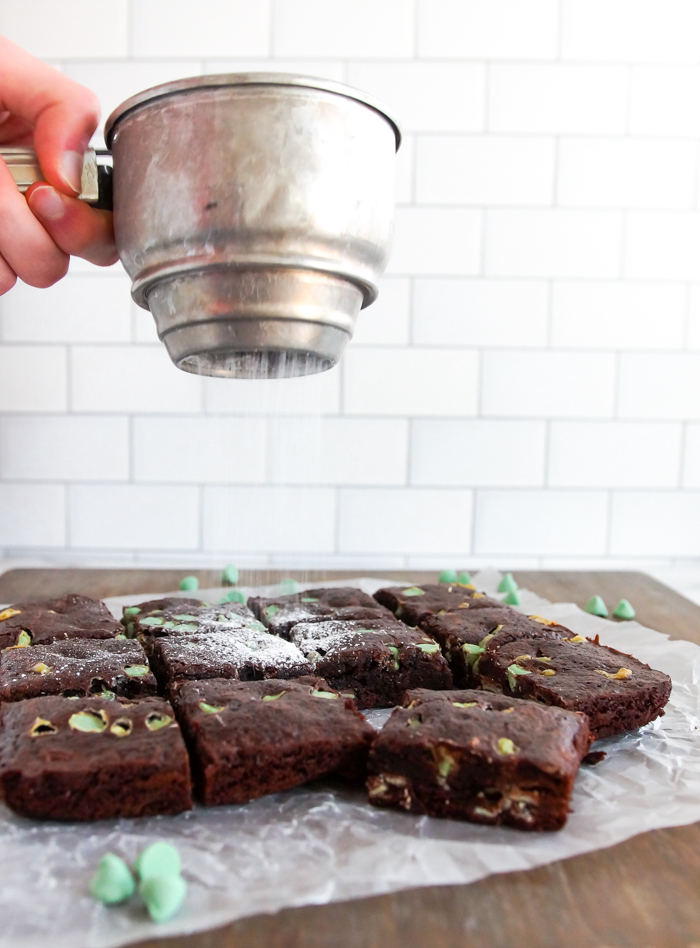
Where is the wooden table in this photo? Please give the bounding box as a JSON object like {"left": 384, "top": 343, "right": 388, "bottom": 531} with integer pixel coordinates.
{"left": 2, "top": 567, "right": 699, "bottom": 948}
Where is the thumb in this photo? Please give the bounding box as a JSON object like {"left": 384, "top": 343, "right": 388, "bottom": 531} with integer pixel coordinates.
{"left": 32, "top": 94, "right": 101, "bottom": 196}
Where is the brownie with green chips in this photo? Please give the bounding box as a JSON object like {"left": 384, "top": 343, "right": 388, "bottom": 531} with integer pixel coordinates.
{"left": 122, "top": 597, "right": 264, "bottom": 654}
{"left": 367, "top": 688, "right": 591, "bottom": 831}
{"left": 249, "top": 587, "right": 389, "bottom": 638}
{"left": 173, "top": 676, "right": 374, "bottom": 805}
{"left": 421, "top": 608, "right": 570, "bottom": 687}
{"left": 373, "top": 583, "right": 501, "bottom": 627}
{"left": 476, "top": 635, "right": 672, "bottom": 739}
{"left": 0, "top": 594, "right": 123, "bottom": 650}
{"left": 0, "top": 637, "right": 157, "bottom": 702}
{"left": 289, "top": 617, "right": 453, "bottom": 709}
{"left": 0, "top": 695, "right": 193, "bottom": 820}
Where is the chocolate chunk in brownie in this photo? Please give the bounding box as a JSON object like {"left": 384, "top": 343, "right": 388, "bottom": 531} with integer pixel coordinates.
{"left": 173, "top": 677, "right": 375, "bottom": 805}
{"left": 289, "top": 618, "right": 453, "bottom": 709}
{"left": 476, "top": 636, "right": 672, "bottom": 739}
{"left": 373, "top": 583, "right": 502, "bottom": 627}
{"left": 149, "top": 627, "right": 312, "bottom": 694}
{"left": 421, "top": 608, "right": 571, "bottom": 687}
{"left": 0, "top": 638, "right": 157, "bottom": 702}
{"left": 0, "top": 594, "right": 123, "bottom": 649}
{"left": 249, "top": 587, "right": 388, "bottom": 638}
{"left": 0, "top": 695, "right": 192, "bottom": 820}
{"left": 367, "top": 688, "right": 591, "bottom": 831}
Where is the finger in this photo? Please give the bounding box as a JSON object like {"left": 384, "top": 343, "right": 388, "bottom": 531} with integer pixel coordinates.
{"left": 27, "top": 183, "right": 118, "bottom": 267}
{"left": 0, "top": 161, "right": 68, "bottom": 287}
{"left": 0, "top": 110, "right": 33, "bottom": 144}
{"left": 0, "top": 36, "right": 100, "bottom": 195}
{"left": 0, "top": 251, "right": 17, "bottom": 296}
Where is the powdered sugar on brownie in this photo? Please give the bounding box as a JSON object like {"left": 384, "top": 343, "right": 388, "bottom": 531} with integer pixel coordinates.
{"left": 290, "top": 620, "right": 390, "bottom": 658}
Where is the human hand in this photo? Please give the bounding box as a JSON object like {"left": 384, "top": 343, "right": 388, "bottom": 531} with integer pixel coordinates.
{"left": 0, "top": 34, "right": 118, "bottom": 296}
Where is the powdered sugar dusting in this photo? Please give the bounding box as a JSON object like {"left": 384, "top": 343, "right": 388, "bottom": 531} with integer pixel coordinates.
{"left": 163, "top": 629, "right": 311, "bottom": 674}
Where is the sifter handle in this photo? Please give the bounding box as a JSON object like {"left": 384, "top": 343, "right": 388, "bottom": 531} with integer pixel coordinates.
{"left": 0, "top": 147, "right": 113, "bottom": 210}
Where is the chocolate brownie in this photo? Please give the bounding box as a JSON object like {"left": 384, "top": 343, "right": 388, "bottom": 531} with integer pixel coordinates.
{"left": 0, "top": 594, "right": 122, "bottom": 649}
{"left": 373, "top": 583, "right": 502, "bottom": 627}
{"left": 249, "top": 587, "right": 388, "bottom": 638}
{"left": 289, "top": 618, "right": 453, "bottom": 709}
{"left": 149, "top": 628, "right": 312, "bottom": 694}
{"left": 173, "top": 677, "right": 375, "bottom": 805}
{"left": 367, "top": 688, "right": 591, "bottom": 831}
{"left": 421, "top": 608, "right": 570, "bottom": 687}
{"left": 123, "top": 598, "right": 261, "bottom": 649}
{"left": 0, "top": 695, "right": 192, "bottom": 820}
{"left": 121, "top": 596, "right": 203, "bottom": 635}
{"left": 0, "top": 638, "right": 157, "bottom": 702}
{"left": 476, "top": 636, "right": 672, "bottom": 738}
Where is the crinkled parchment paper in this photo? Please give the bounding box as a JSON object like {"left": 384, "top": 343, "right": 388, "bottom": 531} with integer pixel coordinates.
{"left": 1, "top": 570, "right": 699, "bottom": 948}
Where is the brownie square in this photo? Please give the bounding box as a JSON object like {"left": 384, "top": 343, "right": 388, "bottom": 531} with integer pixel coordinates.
{"left": 421, "top": 608, "right": 570, "bottom": 687}
{"left": 173, "top": 677, "right": 375, "bottom": 805}
{"left": 249, "top": 587, "right": 388, "bottom": 638}
{"left": 289, "top": 618, "right": 453, "bottom": 709}
{"left": 0, "top": 638, "right": 157, "bottom": 702}
{"left": 373, "top": 583, "right": 502, "bottom": 627}
{"left": 0, "top": 594, "right": 123, "bottom": 649}
{"left": 123, "top": 598, "right": 261, "bottom": 651}
{"left": 476, "top": 636, "right": 672, "bottom": 739}
{"left": 149, "top": 628, "right": 312, "bottom": 694}
{"left": 367, "top": 688, "right": 591, "bottom": 831}
{"left": 0, "top": 695, "right": 193, "bottom": 820}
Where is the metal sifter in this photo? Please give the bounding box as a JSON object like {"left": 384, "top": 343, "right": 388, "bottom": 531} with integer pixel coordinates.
{"left": 1, "top": 73, "right": 400, "bottom": 379}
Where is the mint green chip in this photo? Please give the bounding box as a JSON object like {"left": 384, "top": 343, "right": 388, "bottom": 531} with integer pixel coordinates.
{"left": 402, "top": 587, "right": 425, "bottom": 597}
{"left": 179, "top": 576, "right": 199, "bottom": 591}
{"left": 140, "top": 616, "right": 165, "bottom": 627}
{"left": 498, "top": 573, "right": 518, "bottom": 594}
{"left": 507, "top": 663, "right": 532, "bottom": 692}
{"left": 457, "top": 571, "right": 472, "bottom": 585}
{"left": 502, "top": 590, "right": 520, "bottom": 606}
{"left": 264, "top": 604, "right": 279, "bottom": 617}
{"left": 134, "top": 842, "right": 181, "bottom": 882}
{"left": 220, "top": 590, "right": 245, "bottom": 604}
{"left": 279, "top": 579, "right": 299, "bottom": 594}
{"left": 585, "top": 595, "right": 608, "bottom": 617}
{"left": 90, "top": 853, "right": 135, "bottom": 905}
{"left": 612, "top": 598, "right": 635, "bottom": 620}
{"left": 123, "top": 606, "right": 140, "bottom": 617}
{"left": 462, "top": 643, "right": 485, "bottom": 666}
{"left": 438, "top": 570, "right": 458, "bottom": 584}
{"left": 301, "top": 596, "right": 319, "bottom": 602}
{"left": 222, "top": 564, "right": 239, "bottom": 585}
{"left": 124, "top": 665, "right": 149, "bottom": 678}
{"left": 139, "top": 873, "right": 187, "bottom": 924}
{"left": 387, "top": 645, "right": 400, "bottom": 670}
{"left": 418, "top": 642, "right": 440, "bottom": 653}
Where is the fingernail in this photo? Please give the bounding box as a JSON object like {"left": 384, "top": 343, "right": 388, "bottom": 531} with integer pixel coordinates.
{"left": 28, "top": 185, "right": 66, "bottom": 221}
{"left": 59, "top": 149, "right": 84, "bottom": 194}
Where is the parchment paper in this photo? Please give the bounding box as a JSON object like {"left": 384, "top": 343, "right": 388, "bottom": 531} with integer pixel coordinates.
{"left": 1, "top": 570, "right": 699, "bottom": 948}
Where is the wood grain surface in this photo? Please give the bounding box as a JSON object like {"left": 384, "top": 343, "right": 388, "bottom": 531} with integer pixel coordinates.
{"left": 1, "top": 567, "right": 699, "bottom": 948}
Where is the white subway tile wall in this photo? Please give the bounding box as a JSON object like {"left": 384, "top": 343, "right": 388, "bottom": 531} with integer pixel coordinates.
{"left": 0, "top": 0, "right": 699, "bottom": 569}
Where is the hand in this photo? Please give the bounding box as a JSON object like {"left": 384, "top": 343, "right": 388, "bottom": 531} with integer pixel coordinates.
{"left": 0, "top": 35, "right": 118, "bottom": 296}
